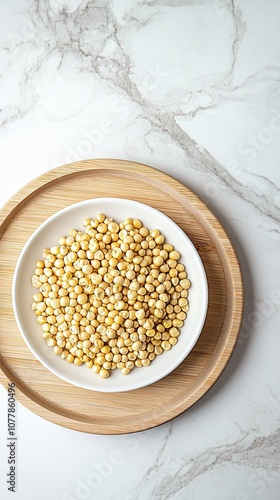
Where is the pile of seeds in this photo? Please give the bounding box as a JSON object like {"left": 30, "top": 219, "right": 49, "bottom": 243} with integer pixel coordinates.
{"left": 31, "top": 214, "right": 191, "bottom": 378}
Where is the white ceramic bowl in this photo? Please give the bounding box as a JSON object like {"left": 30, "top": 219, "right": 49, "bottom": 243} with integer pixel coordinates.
{"left": 12, "top": 198, "right": 208, "bottom": 392}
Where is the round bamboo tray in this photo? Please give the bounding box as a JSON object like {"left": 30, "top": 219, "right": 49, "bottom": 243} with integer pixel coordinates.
{"left": 0, "top": 159, "right": 243, "bottom": 434}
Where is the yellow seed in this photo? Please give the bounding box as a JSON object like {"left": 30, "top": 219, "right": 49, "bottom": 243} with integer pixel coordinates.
{"left": 121, "top": 367, "right": 130, "bottom": 375}
{"left": 108, "top": 222, "right": 119, "bottom": 233}
{"left": 99, "top": 368, "right": 110, "bottom": 378}
{"left": 126, "top": 270, "right": 135, "bottom": 280}
{"left": 169, "top": 250, "right": 180, "bottom": 260}
{"left": 53, "top": 345, "right": 63, "bottom": 355}
{"left": 114, "top": 275, "right": 124, "bottom": 285}
{"left": 94, "top": 288, "right": 104, "bottom": 300}
{"left": 66, "top": 354, "right": 74, "bottom": 363}
{"left": 169, "top": 327, "right": 180, "bottom": 337}
{"left": 150, "top": 229, "right": 160, "bottom": 238}
{"left": 33, "top": 293, "right": 43, "bottom": 302}
{"left": 138, "top": 350, "right": 148, "bottom": 359}
{"left": 36, "top": 302, "right": 46, "bottom": 312}
{"left": 77, "top": 293, "right": 88, "bottom": 305}
{"left": 169, "top": 337, "right": 178, "bottom": 346}
{"left": 156, "top": 300, "right": 165, "bottom": 309}
{"left": 60, "top": 296, "right": 70, "bottom": 307}
{"left": 180, "top": 279, "right": 191, "bottom": 289}
{"left": 47, "top": 338, "right": 56, "bottom": 347}
{"left": 132, "top": 341, "right": 142, "bottom": 351}
{"left": 54, "top": 258, "right": 64, "bottom": 268}
{"left": 153, "top": 256, "right": 163, "bottom": 267}
{"left": 146, "top": 329, "right": 155, "bottom": 337}
{"left": 161, "top": 341, "right": 171, "bottom": 350}
{"left": 132, "top": 219, "right": 142, "bottom": 229}
{"left": 112, "top": 247, "right": 123, "bottom": 259}
{"left": 50, "top": 298, "right": 60, "bottom": 309}
{"left": 126, "top": 250, "right": 134, "bottom": 260}
{"left": 92, "top": 364, "right": 100, "bottom": 374}
{"left": 46, "top": 315, "right": 56, "bottom": 324}
{"left": 135, "top": 308, "right": 145, "bottom": 320}
{"left": 173, "top": 319, "right": 184, "bottom": 328}
{"left": 143, "top": 319, "right": 154, "bottom": 330}
{"left": 155, "top": 345, "right": 163, "bottom": 355}
{"left": 141, "top": 358, "right": 151, "bottom": 367}
{"left": 178, "top": 297, "right": 188, "bottom": 307}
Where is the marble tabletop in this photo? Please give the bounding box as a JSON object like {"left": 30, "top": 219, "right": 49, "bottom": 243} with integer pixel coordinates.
{"left": 0, "top": 1, "right": 279, "bottom": 499}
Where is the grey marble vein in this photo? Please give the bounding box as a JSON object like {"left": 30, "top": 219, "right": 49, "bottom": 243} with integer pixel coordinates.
{"left": 123, "top": 427, "right": 280, "bottom": 500}
{"left": 228, "top": 0, "right": 247, "bottom": 80}
{"left": 1, "top": 0, "right": 278, "bottom": 228}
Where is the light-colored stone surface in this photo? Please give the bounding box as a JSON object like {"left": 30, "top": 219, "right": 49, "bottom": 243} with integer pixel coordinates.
{"left": 0, "top": 1, "right": 279, "bottom": 499}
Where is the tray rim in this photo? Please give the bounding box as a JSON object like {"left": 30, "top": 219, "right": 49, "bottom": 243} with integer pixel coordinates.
{"left": 0, "top": 158, "right": 244, "bottom": 434}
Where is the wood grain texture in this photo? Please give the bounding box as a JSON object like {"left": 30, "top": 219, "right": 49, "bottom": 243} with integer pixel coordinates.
{"left": 0, "top": 159, "right": 243, "bottom": 434}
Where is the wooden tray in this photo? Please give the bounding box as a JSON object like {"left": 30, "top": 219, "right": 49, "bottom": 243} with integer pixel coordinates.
{"left": 0, "top": 159, "right": 243, "bottom": 434}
